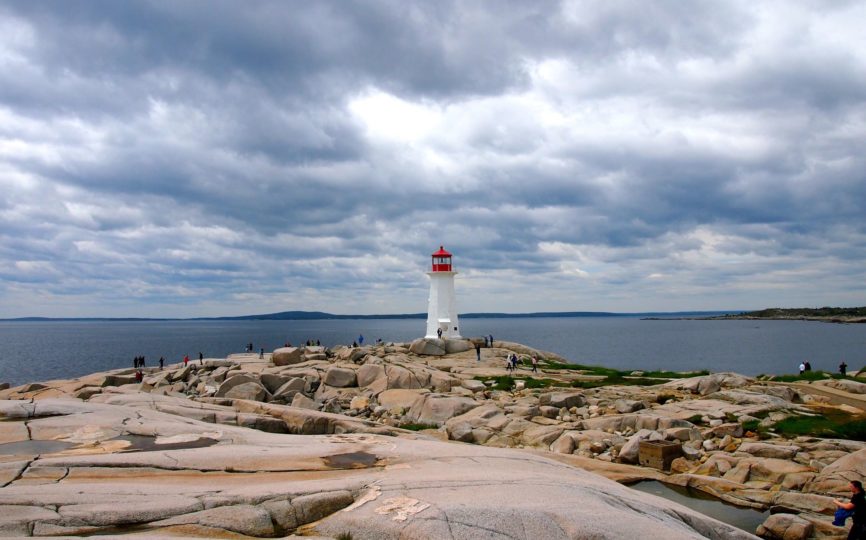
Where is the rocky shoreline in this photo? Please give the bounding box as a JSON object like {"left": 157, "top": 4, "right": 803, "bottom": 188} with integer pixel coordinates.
{"left": 2, "top": 338, "right": 865, "bottom": 539}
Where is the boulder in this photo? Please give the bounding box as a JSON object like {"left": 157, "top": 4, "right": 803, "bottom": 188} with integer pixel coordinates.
{"left": 408, "top": 338, "right": 446, "bottom": 356}
{"left": 99, "top": 374, "right": 138, "bottom": 387}
{"left": 539, "top": 391, "right": 586, "bottom": 409}
{"left": 323, "top": 367, "right": 357, "bottom": 388}
{"left": 215, "top": 374, "right": 261, "bottom": 398}
{"left": 756, "top": 513, "right": 813, "bottom": 540}
{"left": 803, "top": 447, "right": 866, "bottom": 495}
{"left": 291, "top": 393, "right": 319, "bottom": 410}
{"left": 223, "top": 382, "right": 268, "bottom": 402}
{"left": 444, "top": 339, "right": 473, "bottom": 354}
{"left": 817, "top": 379, "right": 866, "bottom": 394}
{"left": 260, "top": 373, "right": 291, "bottom": 394}
{"left": 406, "top": 394, "right": 481, "bottom": 426}
{"left": 461, "top": 379, "right": 487, "bottom": 393}
{"left": 385, "top": 365, "right": 424, "bottom": 389}
{"left": 619, "top": 429, "right": 663, "bottom": 464}
{"left": 349, "top": 396, "right": 369, "bottom": 410}
{"left": 357, "top": 364, "right": 386, "bottom": 387}
{"left": 272, "top": 347, "right": 304, "bottom": 366}
{"left": 614, "top": 399, "right": 645, "bottom": 414}
{"left": 273, "top": 378, "right": 306, "bottom": 400}
{"left": 377, "top": 389, "right": 428, "bottom": 411}
{"left": 738, "top": 442, "right": 799, "bottom": 460}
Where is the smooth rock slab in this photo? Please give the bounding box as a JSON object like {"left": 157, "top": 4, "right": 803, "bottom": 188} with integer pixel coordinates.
{"left": 58, "top": 496, "right": 204, "bottom": 526}
{"left": 154, "top": 504, "right": 275, "bottom": 536}
{"left": 756, "top": 513, "right": 813, "bottom": 540}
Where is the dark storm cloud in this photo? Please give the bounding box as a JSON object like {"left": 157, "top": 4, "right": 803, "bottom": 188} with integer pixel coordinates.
{"left": 1, "top": 1, "right": 864, "bottom": 316}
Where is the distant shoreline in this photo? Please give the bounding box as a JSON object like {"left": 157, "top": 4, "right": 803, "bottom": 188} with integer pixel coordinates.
{"left": 0, "top": 310, "right": 737, "bottom": 322}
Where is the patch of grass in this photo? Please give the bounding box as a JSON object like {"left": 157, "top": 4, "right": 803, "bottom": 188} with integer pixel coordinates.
{"left": 641, "top": 369, "right": 710, "bottom": 379}
{"left": 687, "top": 414, "right": 704, "bottom": 425}
{"left": 766, "top": 370, "right": 835, "bottom": 383}
{"left": 336, "top": 533, "right": 353, "bottom": 540}
{"left": 762, "top": 409, "right": 866, "bottom": 441}
{"left": 544, "top": 361, "right": 706, "bottom": 380}
{"left": 522, "top": 377, "right": 568, "bottom": 389}
{"left": 486, "top": 375, "right": 515, "bottom": 391}
{"left": 570, "top": 374, "right": 658, "bottom": 388}
{"left": 398, "top": 422, "right": 439, "bottom": 431}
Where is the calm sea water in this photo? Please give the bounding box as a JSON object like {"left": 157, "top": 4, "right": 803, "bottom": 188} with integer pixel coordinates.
{"left": 1, "top": 317, "right": 865, "bottom": 386}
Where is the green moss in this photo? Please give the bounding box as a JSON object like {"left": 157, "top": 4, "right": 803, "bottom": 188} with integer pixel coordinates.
{"left": 398, "top": 422, "right": 439, "bottom": 431}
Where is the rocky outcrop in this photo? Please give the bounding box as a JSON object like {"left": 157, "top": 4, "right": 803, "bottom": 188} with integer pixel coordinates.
{"left": 0, "top": 397, "right": 758, "bottom": 540}
{"left": 4, "top": 339, "right": 864, "bottom": 539}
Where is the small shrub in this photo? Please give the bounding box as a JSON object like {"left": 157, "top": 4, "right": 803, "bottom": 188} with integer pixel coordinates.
{"left": 687, "top": 414, "right": 704, "bottom": 425}
{"left": 740, "top": 419, "right": 761, "bottom": 432}
{"left": 336, "top": 533, "right": 353, "bottom": 540}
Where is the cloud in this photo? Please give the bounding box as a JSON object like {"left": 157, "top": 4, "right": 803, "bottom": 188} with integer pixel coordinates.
{"left": 0, "top": 0, "right": 865, "bottom": 317}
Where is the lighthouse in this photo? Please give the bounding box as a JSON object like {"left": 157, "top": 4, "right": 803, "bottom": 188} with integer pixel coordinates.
{"left": 425, "top": 246, "right": 461, "bottom": 339}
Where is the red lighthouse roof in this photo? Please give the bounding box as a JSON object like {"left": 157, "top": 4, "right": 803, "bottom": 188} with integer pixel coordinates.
{"left": 432, "top": 246, "right": 452, "bottom": 257}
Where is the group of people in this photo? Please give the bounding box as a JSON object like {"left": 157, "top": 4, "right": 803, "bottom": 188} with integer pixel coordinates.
{"left": 503, "top": 353, "right": 539, "bottom": 373}
{"left": 133, "top": 356, "right": 165, "bottom": 370}
{"left": 798, "top": 360, "right": 853, "bottom": 376}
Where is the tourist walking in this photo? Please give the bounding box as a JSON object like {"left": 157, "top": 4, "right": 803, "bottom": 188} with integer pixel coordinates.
{"left": 799, "top": 362, "right": 806, "bottom": 375}
{"left": 159, "top": 356, "right": 164, "bottom": 370}
{"left": 531, "top": 355, "right": 538, "bottom": 373}
{"left": 841, "top": 362, "right": 848, "bottom": 376}
{"left": 199, "top": 352, "right": 203, "bottom": 365}
{"left": 259, "top": 347, "right": 264, "bottom": 359}
{"left": 183, "top": 354, "right": 189, "bottom": 366}
{"left": 488, "top": 335, "right": 494, "bottom": 347}
{"left": 475, "top": 342, "right": 481, "bottom": 362}
{"left": 805, "top": 361, "right": 812, "bottom": 372}
{"left": 437, "top": 327, "right": 442, "bottom": 338}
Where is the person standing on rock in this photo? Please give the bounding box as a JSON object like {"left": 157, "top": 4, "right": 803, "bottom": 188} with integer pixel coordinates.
{"left": 834, "top": 480, "right": 865, "bottom": 539}
{"left": 159, "top": 356, "right": 164, "bottom": 370}
{"left": 841, "top": 362, "right": 848, "bottom": 376}
{"left": 437, "top": 327, "right": 442, "bottom": 339}
{"left": 799, "top": 362, "right": 806, "bottom": 375}
{"left": 475, "top": 342, "right": 481, "bottom": 362}
{"left": 183, "top": 354, "right": 189, "bottom": 366}
{"left": 199, "top": 352, "right": 203, "bottom": 365}
{"left": 531, "top": 355, "right": 538, "bottom": 373}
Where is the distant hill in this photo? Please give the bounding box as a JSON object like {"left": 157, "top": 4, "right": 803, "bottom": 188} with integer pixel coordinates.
{"left": 710, "top": 307, "right": 866, "bottom": 323}
{"left": 2, "top": 310, "right": 736, "bottom": 322}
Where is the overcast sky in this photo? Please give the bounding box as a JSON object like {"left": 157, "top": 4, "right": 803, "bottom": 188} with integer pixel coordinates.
{"left": 1, "top": 1, "right": 865, "bottom": 318}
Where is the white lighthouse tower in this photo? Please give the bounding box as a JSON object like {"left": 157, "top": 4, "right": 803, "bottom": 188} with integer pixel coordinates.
{"left": 425, "top": 246, "right": 461, "bottom": 339}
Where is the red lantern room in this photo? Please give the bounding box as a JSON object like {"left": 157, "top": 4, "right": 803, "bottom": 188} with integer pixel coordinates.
{"left": 431, "top": 245, "right": 452, "bottom": 272}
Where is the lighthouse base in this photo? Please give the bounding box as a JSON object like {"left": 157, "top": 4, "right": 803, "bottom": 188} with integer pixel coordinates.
{"left": 409, "top": 338, "right": 473, "bottom": 356}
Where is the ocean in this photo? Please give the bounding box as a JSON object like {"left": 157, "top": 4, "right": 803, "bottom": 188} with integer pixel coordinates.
{"left": 1, "top": 317, "right": 865, "bottom": 386}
